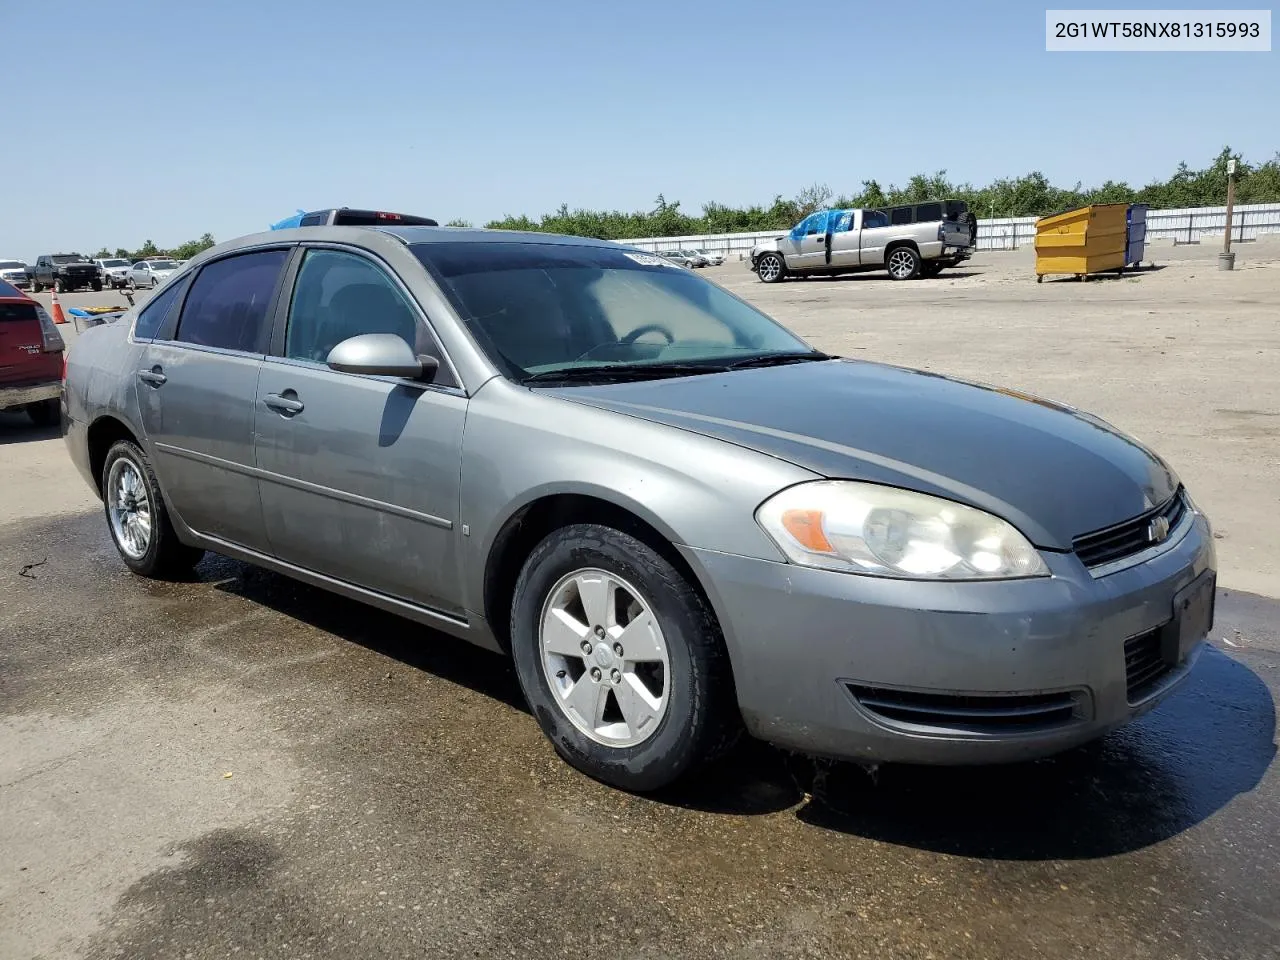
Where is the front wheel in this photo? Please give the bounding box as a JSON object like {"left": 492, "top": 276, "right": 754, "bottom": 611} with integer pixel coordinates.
{"left": 101, "top": 439, "right": 205, "bottom": 579}
{"left": 886, "top": 246, "right": 921, "bottom": 280}
{"left": 91, "top": 280, "right": 103, "bottom": 291}
{"left": 29, "top": 279, "right": 42, "bottom": 293}
{"left": 54, "top": 278, "right": 65, "bottom": 293}
{"left": 509, "top": 523, "right": 740, "bottom": 793}
{"left": 755, "top": 252, "right": 786, "bottom": 283}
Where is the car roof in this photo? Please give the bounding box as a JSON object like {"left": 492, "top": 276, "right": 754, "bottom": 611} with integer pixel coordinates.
{"left": 0, "top": 278, "right": 32, "bottom": 302}
{"left": 372, "top": 225, "right": 621, "bottom": 249}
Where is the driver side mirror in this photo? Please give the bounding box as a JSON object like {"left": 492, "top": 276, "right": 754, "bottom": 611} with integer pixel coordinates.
{"left": 326, "top": 333, "right": 439, "bottom": 383}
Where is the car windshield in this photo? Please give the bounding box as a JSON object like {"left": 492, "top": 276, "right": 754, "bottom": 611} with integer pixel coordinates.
{"left": 147, "top": 260, "right": 178, "bottom": 270}
{"left": 101, "top": 259, "right": 128, "bottom": 267}
{"left": 0, "top": 261, "right": 24, "bottom": 270}
{"left": 411, "top": 241, "right": 818, "bottom": 382}
{"left": 51, "top": 255, "right": 83, "bottom": 264}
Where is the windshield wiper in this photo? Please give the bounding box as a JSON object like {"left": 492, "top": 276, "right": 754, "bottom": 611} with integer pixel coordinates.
{"left": 523, "top": 362, "right": 730, "bottom": 384}
{"left": 722, "top": 351, "right": 835, "bottom": 369}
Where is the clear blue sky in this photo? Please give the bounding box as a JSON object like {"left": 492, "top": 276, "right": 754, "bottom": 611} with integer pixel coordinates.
{"left": 2, "top": 0, "right": 1275, "bottom": 258}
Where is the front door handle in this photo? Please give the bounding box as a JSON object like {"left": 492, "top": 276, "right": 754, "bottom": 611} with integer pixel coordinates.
{"left": 263, "top": 392, "right": 304, "bottom": 416}
{"left": 138, "top": 368, "right": 167, "bottom": 387}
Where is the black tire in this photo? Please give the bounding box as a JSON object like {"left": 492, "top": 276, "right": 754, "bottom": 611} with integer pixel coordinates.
{"left": 91, "top": 280, "right": 103, "bottom": 292}
{"left": 127, "top": 277, "right": 137, "bottom": 291}
{"left": 54, "top": 277, "right": 65, "bottom": 293}
{"left": 101, "top": 438, "right": 205, "bottom": 579}
{"left": 920, "top": 261, "right": 944, "bottom": 279}
{"left": 886, "top": 245, "right": 921, "bottom": 280}
{"left": 509, "top": 523, "right": 741, "bottom": 793}
{"left": 755, "top": 252, "right": 787, "bottom": 284}
{"left": 30, "top": 278, "right": 42, "bottom": 293}
{"left": 26, "top": 398, "right": 59, "bottom": 427}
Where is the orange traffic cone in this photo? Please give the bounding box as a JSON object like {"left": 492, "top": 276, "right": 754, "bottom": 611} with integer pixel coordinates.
{"left": 50, "top": 290, "right": 67, "bottom": 325}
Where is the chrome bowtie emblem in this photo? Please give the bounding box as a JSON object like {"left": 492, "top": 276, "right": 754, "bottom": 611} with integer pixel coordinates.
{"left": 1148, "top": 515, "right": 1171, "bottom": 543}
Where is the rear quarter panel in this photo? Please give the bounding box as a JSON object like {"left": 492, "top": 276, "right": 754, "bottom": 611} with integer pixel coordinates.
{"left": 64, "top": 317, "right": 150, "bottom": 473}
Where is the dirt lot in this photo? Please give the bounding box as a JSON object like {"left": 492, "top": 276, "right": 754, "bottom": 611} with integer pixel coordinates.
{"left": 2, "top": 242, "right": 1278, "bottom": 960}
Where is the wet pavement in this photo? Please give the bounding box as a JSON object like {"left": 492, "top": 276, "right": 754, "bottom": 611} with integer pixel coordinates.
{"left": 2, "top": 510, "right": 1277, "bottom": 959}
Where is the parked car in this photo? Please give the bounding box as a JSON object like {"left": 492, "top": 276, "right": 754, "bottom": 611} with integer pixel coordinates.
{"left": 63, "top": 216, "right": 1216, "bottom": 793}
{"left": 0, "top": 259, "right": 30, "bottom": 290}
{"left": 659, "top": 250, "right": 697, "bottom": 268}
{"left": 1, "top": 278, "right": 64, "bottom": 426}
{"left": 749, "top": 207, "right": 974, "bottom": 282}
{"left": 126, "top": 258, "right": 180, "bottom": 289}
{"left": 690, "top": 248, "right": 725, "bottom": 266}
{"left": 28, "top": 253, "right": 101, "bottom": 293}
{"left": 94, "top": 258, "right": 133, "bottom": 290}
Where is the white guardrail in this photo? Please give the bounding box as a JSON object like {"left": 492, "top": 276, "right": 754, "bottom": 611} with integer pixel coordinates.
{"left": 612, "top": 202, "right": 1280, "bottom": 258}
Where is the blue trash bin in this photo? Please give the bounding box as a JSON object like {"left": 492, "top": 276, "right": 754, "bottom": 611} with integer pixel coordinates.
{"left": 1125, "top": 203, "right": 1148, "bottom": 267}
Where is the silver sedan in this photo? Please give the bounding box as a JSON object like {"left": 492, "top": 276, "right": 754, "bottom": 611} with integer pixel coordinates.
{"left": 126, "top": 258, "right": 180, "bottom": 289}
{"left": 61, "top": 219, "right": 1216, "bottom": 792}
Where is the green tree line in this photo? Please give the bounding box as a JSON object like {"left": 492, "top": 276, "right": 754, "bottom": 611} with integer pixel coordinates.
{"left": 92, "top": 233, "right": 217, "bottom": 262}
{"left": 481, "top": 147, "right": 1280, "bottom": 239}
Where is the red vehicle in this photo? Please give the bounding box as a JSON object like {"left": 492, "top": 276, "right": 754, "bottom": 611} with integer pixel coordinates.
{"left": 0, "top": 279, "right": 64, "bottom": 426}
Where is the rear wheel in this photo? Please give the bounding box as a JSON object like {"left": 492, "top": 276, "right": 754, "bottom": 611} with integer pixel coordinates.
{"left": 26, "top": 398, "right": 59, "bottom": 427}
{"left": 886, "top": 246, "right": 920, "bottom": 281}
{"left": 101, "top": 439, "right": 205, "bottom": 579}
{"left": 756, "top": 252, "right": 786, "bottom": 283}
{"left": 509, "top": 523, "right": 740, "bottom": 792}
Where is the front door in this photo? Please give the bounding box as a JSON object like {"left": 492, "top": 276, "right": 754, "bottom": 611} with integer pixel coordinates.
{"left": 827, "top": 210, "right": 862, "bottom": 268}
{"left": 135, "top": 248, "right": 290, "bottom": 552}
{"left": 254, "top": 246, "right": 467, "bottom": 616}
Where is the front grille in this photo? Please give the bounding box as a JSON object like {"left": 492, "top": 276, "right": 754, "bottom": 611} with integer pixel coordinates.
{"left": 1073, "top": 488, "right": 1187, "bottom": 569}
{"left": 846, "top": 684, "right": 1083, "bottom": 734}
{"left": 1124, "top": 628, "right": 1172, "bottom": 701}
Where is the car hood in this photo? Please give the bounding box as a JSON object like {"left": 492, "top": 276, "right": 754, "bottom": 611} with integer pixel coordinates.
{"left": 547, "top": 359, "right": 1178, "bottom": 550}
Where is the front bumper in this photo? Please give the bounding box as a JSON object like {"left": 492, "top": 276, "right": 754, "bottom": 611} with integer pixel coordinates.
{"left": 1, "top": 274, "right": 29, "bottom": 288}
{"left": 1, "top": 380, "right": 61, "bottom": 411}
{"left": 682, "top": 509, "right": 1216, "bottom": 765}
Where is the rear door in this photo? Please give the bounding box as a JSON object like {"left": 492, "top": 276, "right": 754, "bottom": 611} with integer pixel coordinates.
{"left": 0, "top": 296, "right": 59, "bottom": 387}
{"left": 136, "top": 247, "right": 290, "bottom": 552}
{"left": 254, "top": 245, "right": 467, "bottom": 616}
{"left": 855, "top": 209, "right": 893, "bottom": 266}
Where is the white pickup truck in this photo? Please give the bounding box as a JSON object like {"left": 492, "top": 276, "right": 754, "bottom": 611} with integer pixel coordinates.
{"left": 749, "top": 207, "right": 974, "bottom": 283}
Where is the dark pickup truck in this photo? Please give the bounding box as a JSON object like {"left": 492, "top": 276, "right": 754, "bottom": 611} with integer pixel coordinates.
{"left": 28, "top": 254, "right": 102, "bottom": 293}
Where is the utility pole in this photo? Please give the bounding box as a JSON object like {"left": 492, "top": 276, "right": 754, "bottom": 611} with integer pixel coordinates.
{"left": 1220, "top": 158, "right": 1237, "bottom": 271}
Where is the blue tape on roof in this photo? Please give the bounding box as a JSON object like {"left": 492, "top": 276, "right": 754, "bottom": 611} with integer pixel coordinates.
{"left": 270, "top": 210, "right": 307, "bottom": 230}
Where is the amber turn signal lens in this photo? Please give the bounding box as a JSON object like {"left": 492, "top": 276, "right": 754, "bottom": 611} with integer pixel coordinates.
{"left": 781, "top": 509, "right": 835, "bottom": 553}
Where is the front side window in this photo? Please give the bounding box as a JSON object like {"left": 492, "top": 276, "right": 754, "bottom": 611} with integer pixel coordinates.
{"left": 174, "top": 249, "right": 287, "bottom": 353}
{"left": 284, "top": 248, "right": 424, "bottom": 364}
{"left": 412, "top": 241, "right": 816, "bottom": 381}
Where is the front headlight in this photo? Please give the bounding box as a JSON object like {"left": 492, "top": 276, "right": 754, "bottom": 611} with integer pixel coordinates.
{"left": 756, "top": 480, "right": 1048, "bottom": 580}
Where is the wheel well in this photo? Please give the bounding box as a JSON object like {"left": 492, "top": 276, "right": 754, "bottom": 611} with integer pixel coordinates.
{"left": 86, "top": 416, "right": 138, "bottom": 496}
{"left": 885, "top": 239, "right": 920, "bottom": 256}
{"left": 483, "top": 494, "right": 714, "bottom": 654}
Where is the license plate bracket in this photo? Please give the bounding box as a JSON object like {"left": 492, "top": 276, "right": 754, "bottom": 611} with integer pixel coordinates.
{"left": 1162, "top": 570, "right": 1216, "bottom": 664}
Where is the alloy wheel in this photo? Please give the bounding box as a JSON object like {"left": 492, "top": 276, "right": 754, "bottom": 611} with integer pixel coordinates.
{"left": 539, "top": 568, "right": 670, "bottom": 748}
{"left": 107, "top": 457, "right": 152, "bottom": 560}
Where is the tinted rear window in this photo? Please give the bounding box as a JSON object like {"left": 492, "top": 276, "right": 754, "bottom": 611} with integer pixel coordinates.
{"left": 915, "top": 203, "right": 943, "bottom": 221}
{"left": 0, "top": 302, "right": 38, "bottom": 323}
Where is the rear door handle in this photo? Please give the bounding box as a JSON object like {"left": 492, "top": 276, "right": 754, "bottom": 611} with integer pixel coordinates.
{"left": 263, "top": 392, "right": 304, "bottom": 415}
{"left": 138, "top": 368, "right": 167, "bottom": 387}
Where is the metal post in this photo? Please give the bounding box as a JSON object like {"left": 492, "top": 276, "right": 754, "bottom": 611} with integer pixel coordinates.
{"left": 1221, "top": 159, "right": 1237, "bottom": 270}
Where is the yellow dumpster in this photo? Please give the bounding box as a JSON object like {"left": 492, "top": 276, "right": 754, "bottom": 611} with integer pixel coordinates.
{"left": 1034, "top": 203, "right": 1129, "bottom": 282}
